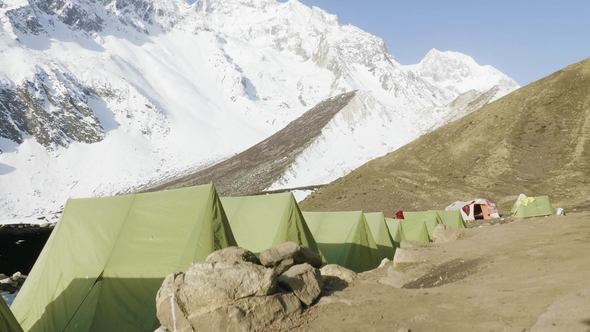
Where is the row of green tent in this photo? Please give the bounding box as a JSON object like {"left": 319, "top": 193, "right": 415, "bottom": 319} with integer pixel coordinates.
{"left": 385, "top": 210, "right": 466, "bottom": 245}
{"left": 8, "top": 184, "right": 465, "bottom": 332}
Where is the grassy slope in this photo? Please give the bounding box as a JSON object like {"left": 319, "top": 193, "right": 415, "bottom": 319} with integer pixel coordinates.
{"left": 302, "top": 59, "right": 590, "bottom": 215}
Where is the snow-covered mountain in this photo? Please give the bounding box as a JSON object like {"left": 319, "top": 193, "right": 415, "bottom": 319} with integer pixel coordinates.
{"left": 0, "top": 0, "right": 518, "bottom": 220}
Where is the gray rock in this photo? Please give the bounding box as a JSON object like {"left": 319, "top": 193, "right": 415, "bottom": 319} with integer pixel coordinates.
{"left": 205, "top": 246, "right": 259, "bottom": 265}
{"left": 273, "top": 258, "right": 295, "bottom": 275}
{"left": 431, "top": 224, "right": 463, "bottom": 243}
{"left": 259, "top": 241, "right": 321, "bottom": 268}
{"left": 259, "top": 242, "right": 299, "bottom": 267}
{"left": 156, "top": 260, "right": 303, "bottom": 332}
{"left": 156, "top": 261, "right": 277, "bottom": 331}
{"left": 187, "top": 293, "right": 301, "bottom": 332}
{"left": 278, "top": 263, "right": 323, "bottom": 306}
{"left": 155, "top": 273, "right": 192, "bottom": 332}
{"left": 179, "top": 262, "right": 276, "bottom": 307}
{"left": 320, "top": 264, "right": 357, "bottom": 291}
{"left": 393, "top": 248, "right": 428, "bottom": 267}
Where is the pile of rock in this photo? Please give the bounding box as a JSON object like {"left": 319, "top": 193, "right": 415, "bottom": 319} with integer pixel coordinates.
{"left": 0, "top": 272, "right": 26, "bottom": 293}
{"left": 156, "top": 242, "right": 356, "bottom": 332}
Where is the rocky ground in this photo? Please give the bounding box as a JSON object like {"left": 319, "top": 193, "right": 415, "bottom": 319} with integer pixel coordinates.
{"left": 292, "top": 212, "right": 590, "bottom": 331}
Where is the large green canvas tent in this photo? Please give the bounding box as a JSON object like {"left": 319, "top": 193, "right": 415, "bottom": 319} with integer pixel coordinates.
{"left": 364, "top": 212, "right": 396, "bottom": 259}
{"left": 220, "top": 193, "right": 320, "bottom": 255}
{"left": 399, "top": 220, "right": 431, "bottom": 244}
{"left": 434, "top": 210, "right": 465, "bottom": 229}
{"left": 403, "top": 211, "right": 443, "bottom": 238}
{"left": 12, "top": 185, "right": 236, "bottom": 332}
{"left": 385, "top": 218, "right": 430, "bottom": 244}
{"left": 384, "top": 218, "right": 402, "bottom": 246}
{"left": 511, "top": 195, "right": 554, "bottom": 218}
{"left": 0, "top": 297, "right": 22, "bottom": 332}
{"left": 303, "top": 211, "right": 381, "bottom": 272}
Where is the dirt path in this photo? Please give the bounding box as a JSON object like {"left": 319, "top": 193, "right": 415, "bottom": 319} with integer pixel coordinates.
{"left": 296, "top": 212, "right": 590, "bottom": 331}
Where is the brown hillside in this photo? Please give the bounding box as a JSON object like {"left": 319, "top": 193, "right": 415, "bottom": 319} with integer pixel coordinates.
{"left": 302, "top": 58, "right": 590, "bottom": 215}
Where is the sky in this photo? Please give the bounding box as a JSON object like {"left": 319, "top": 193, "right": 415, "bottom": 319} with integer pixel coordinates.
{"left": 298, "top": 0, "right": 590, "bottom": 85}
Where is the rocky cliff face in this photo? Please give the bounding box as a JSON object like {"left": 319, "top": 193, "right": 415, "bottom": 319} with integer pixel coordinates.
{"left": 0, "top": 66, "right": 103, "bottom": 148}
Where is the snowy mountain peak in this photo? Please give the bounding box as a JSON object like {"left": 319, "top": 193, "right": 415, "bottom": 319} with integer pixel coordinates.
{"left": 0, "top": 0, "right": 520, "bottom": 220}
{"left": 409, "top": 48, "right": 519, "bottom": 96}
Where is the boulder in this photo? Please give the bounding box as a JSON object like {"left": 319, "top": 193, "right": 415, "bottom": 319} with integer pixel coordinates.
{"left": 188, "top": 293, "right": 301, "bottom": 332}
{"left": 156, "top": 243, "right": 328, "bottom": 332}
{"left": 278, "top": 263, "right": 322, "bottom": 306}
{"left": 178, "top": 262, "right": 276, "bottom": 308}
{"left": 431, "top": 224, "right": 463, "bottom": 243}
{"left": 273, "top": 258, "right": 295, "bottom": 275}
{"left": 156, "top": 260, "right": 303, "bottom": 332}
{"left": 205, "top": 246, "right": 259, "bottom": 265}
{"left": 156, "top": 273, "right": 194, "bottom": 332}
{"left": 320, "top": 264, "right": 356, "bottom": 292}
{"left": 259, "top": 242, "right": 321, "bottom": 268}
{"left": 156, "top": 261, "right": 277, "bottom": 331}
{"left": 393, "top": 248, "right": 428, "bottom": 267}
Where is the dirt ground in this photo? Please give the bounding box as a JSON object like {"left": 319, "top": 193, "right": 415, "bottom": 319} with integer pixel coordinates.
{"left": 293, "top": 212, "right": 590, "bottom": 331}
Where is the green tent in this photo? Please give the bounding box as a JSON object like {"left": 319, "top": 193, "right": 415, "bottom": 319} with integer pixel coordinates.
{"left": 434, "top": 210, "right": 465, "bottom": 229}
{"left": 0, "top": 297, "right": 22, "bottom": 332}
{"left": 385, "top": 218, "right": 429, "bottom": 244}
{"left": 511, "top": 195, "right": 554, "bottom": 218}
{"left": 384, "top": 218, "right": 402, "bottom": 246}
{"left": 403, "top": 211, "right": 443, "bottom": 238}
{"left": 12, "top": 185, "right": 236, "bottom": 332}
{"left": 364, "top": 212, "right": 396, "bottom": 259}
{"left": 398, "top": 219, "right": 431, "bottom": 244}
{"left": 220, "top": 193, "right": 320, "bottom": 255}
{"left": 303, "top": 211, "right": 381, "bottom": 272}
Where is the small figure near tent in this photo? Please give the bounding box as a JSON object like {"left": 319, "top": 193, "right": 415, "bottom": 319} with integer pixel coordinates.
{"left": 446, "top": 198, "right": 500, "bottom": 222}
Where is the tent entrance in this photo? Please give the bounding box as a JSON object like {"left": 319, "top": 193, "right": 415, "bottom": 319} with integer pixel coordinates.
{"left": 473, "top": 204, "right": 491, "bottom": 220}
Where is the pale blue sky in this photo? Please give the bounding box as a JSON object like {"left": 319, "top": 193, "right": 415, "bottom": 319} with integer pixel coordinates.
{"left": 298, "top": 0, "right": 590, "bottom": 84}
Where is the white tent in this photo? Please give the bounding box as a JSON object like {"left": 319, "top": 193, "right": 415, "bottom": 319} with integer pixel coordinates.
{"left": 446, "top": 198, "right": 500, "bottom": 221}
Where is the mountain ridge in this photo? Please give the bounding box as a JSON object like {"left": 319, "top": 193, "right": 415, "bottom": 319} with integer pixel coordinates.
{"left": 301, "top": 58, "right": 590, "bottom": 214}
